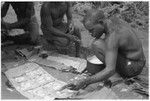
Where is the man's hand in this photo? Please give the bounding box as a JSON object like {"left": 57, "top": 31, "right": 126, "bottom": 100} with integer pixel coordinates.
{"left": 60, "top": 77, "right": 90, "bottom": 91}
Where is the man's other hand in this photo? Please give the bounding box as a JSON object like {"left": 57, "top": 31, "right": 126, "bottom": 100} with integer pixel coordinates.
{"left": 59, "top": 78, "right": 89, "bottom": 91}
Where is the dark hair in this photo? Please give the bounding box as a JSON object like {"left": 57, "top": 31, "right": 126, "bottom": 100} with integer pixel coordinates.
{"left": 95, "top": 10, "right": 105, "bottom": 21}
{"left": 83, "top": 9, "right": 106, "bottom": 25}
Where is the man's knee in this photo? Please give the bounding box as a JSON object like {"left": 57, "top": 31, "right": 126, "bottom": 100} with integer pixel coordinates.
{"left": 92, "top": 40, "right": 105, "bottom": 52}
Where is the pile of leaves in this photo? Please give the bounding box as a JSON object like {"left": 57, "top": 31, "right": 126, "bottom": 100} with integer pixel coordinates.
{"left": 73, "top": 2, "right": 94, "bottom": 16}
{"left": 120, "top": 2, "right": 148, "bottom": 31}
{"left": 72, "top": 2, "right": 149, "bottom": 32}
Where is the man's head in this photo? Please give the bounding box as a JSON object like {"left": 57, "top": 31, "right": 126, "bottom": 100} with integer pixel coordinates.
{"left": 83, "top": 9, "right": 106, "bottom": 39}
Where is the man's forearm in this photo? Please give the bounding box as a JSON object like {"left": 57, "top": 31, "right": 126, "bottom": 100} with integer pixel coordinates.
{"left": 47, "top": 27, "right": 70, "bottom": 39}
{"left": 87, "top": 68, "right": 115, "bottom": 85}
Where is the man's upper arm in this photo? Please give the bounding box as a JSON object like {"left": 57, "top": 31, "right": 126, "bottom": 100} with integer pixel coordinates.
{"left": 105, "top": 47, "right": 118, "bottom": 71}
{"left": 105, "top": 35, "right": 118, "bottom": 71}
{"left": 1, "top": 2, "right": 10, "bottom": 18}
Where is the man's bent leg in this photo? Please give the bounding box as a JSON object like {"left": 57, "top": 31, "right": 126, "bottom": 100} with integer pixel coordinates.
{"left": 91, "top": 39, "right": 106, "bottom": 63}
{"left": 73, "top": 26, "right": 81, "bottom": 57}
{"left": 41, "top": 27, "right": 56, "bottom": 51}
{"left": 116, "top": 54, "right": 145, "bottom": 78}
{"left": 82, "top": 39, "right": 106, "bottom": 74}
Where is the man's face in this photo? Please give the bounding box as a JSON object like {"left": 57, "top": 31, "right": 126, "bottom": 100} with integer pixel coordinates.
{"left": 83, "top": 9, "right": 105, "bottom": 39}
{"left": 85, "top": 23, "right": 105, "bottom": 39}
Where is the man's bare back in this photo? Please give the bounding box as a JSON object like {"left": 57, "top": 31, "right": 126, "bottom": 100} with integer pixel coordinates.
{"left": 106, "top": 16, "right": 145, "bottom": 61}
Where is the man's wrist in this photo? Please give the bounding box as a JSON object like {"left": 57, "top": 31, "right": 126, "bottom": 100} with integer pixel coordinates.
{"left": 85, "top": 77, "right": 92, "bottom": 85}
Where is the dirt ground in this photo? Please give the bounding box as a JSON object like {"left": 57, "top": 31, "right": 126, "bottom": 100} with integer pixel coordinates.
{"left": 1, "top": 2, "right": 149, "bottom": 99}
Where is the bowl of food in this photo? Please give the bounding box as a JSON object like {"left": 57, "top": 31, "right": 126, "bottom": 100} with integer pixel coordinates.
{"left": 86, "top": 55, "right": 105, "bottom": 75}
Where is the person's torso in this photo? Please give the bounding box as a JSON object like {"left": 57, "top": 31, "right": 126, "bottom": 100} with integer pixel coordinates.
{"left": 49, "top": 2, "right": 68, "bottom": 26}
{"left": 10, "top": 2, "right": 34, "bottom": 20}
{"left": 105, "top": 18, "right": 145, "bottom": 61}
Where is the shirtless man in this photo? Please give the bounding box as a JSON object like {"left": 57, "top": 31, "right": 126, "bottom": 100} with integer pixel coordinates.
{"left": 40, "top": 2, "right": 81, "bottom": 57}
{"left": 1, "top": 2, "right": 40, "bottom": 45}
{"left": 62, "top": 9, "right": 146, "bottom": 90}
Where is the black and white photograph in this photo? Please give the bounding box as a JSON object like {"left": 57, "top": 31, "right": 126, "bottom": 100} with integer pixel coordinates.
{"left": 1, "top": 1, "right": 149, "bottom": 99}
